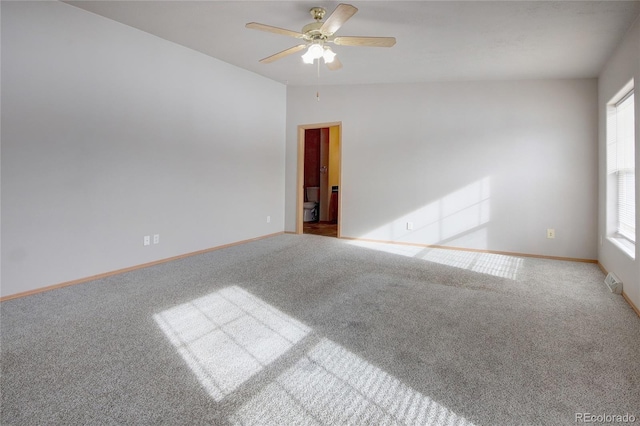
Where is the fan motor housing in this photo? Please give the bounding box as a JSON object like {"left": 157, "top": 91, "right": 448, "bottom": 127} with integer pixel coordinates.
{"left": 302, "top": 22, "right": 326, "bottom": 40}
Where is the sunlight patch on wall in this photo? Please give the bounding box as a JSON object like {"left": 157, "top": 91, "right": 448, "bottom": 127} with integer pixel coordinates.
{"left": 153, "top": 286, "right": 310, "bottom": 401}
{"left": 359, "top": 177, "right": 491, "bottom": 247}
{"left": 230, "top": 338, "right": 475, "bottom": 426}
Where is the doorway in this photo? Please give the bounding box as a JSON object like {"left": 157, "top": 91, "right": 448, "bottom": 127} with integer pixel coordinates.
{"left": 296, "top": 122, "right": 342, "bottom": 238}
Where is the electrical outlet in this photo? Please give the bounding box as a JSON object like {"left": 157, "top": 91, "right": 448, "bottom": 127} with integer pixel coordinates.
{"left": 143, "top": 235, "right": 150, "bottom": 246}
{"left": 153, "top": 234, "right": 160, "bottom": 244}
{"left": 407, "top": 222, "right": 414, "bottom": 230}
{"left": 267, "top": 216, "right": 271, "bottom": 223}
{"left": 547, "top": 229, "right": 555, "bottom": 239}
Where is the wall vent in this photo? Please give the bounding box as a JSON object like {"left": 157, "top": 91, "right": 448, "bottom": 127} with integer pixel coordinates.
{"left": 604, "top": 273, "right": 623, "bottom": 294}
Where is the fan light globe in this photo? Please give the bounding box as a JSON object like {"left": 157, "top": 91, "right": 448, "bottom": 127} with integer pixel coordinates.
{"left": 323, "top": 48, "right": 336, "bottom": 63}
{"left": 307, "top": 43, "right": 324, "bottom": 58}
{"left": 302, "top": 43, "right": 325, "bottom": 63}
{"left": 301, "top": 51, "right": 315, "bottom": 64}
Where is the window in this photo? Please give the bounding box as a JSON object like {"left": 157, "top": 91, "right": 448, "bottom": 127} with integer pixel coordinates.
{"left": 607, "top": 84, "right": 635, "bottom": 253}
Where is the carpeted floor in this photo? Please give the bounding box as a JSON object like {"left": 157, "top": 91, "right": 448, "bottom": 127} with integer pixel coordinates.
{"left": 1, "top": 234, "right": 639, "bottom": 425}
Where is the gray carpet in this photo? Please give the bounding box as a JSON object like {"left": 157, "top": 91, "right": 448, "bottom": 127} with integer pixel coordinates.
{"left": 1, "top": 234, "right": 639, "bottom": 425}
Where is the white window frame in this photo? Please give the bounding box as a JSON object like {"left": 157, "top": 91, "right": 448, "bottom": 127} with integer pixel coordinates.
{"left": 606, "top": 80, "right": 635, "bottom": 258}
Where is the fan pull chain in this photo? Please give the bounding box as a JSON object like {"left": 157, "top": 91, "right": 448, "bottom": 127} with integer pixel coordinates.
{"left": 316, "top": 57, "right": 321, "bottom": 101}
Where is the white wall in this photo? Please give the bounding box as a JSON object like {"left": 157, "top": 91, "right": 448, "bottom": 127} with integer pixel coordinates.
{"left": 1, "top": 2, "right": 286, "bottom": 298}
{"left": 286, "top": 79, "right": 598, "bottom": 259}
{"left": 598, "top": 17, "right": 640, "bottom": 309}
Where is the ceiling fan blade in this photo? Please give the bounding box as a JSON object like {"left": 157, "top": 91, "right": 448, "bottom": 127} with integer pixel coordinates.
{"left": 320, "top": 4, "right": 358, "bottom": 35}
{"left": 326, "top": 57, "right": 343, "bottom": 71}
{"left": 245, "top": 22, "right": 304, "bottom": 39}
{"left": 259, "top": 44, "right": 307, "bottom": 64}
{"left": 332, "top": 36, "right": 396, "bottom": 47}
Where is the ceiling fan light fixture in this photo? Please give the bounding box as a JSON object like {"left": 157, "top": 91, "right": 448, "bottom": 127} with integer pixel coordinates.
{"left": 322, "top": 47, "right": 336, "bottom": 63}
{"left": 303, "top": 42, "right": 325, "bottom": 62}
{"left": 301, "top": 50, "right": 315, "bottom": 64}
{"left": 308, "top": 43, "right": 325, "bottom": 58}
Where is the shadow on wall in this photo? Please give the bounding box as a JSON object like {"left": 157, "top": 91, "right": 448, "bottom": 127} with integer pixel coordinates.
{"left": 154, "top": 286, "right": 476, "bottom": 425}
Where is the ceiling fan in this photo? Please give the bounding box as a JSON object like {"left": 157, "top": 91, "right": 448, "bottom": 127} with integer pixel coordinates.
{"left": 246, "top": 3, "right": 396, "bottom": 71}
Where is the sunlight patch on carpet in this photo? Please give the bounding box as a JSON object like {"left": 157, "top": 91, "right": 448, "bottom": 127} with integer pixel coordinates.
{"left": 153, "top": 286, "right": 310, "bottom": 401}
{"left": 230, "top": 338, "right": 476, "bottom": 426}
{"left": 420, "top": 249, "right": 523, "bottom": 281}
{"left": 348, "top": 240, "right": 523, "bottom": 280}
{"left": 155, "top": 286, "right": 475, "bottom": 425}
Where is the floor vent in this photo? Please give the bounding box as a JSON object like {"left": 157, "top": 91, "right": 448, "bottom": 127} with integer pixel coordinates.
{"left": 604, "top": 273, "right": 623, "bottom": 294}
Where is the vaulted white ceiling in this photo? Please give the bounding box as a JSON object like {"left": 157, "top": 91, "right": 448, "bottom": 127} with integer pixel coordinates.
{"left": 66, "top": 1, "right": 640, "bottom": 86}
